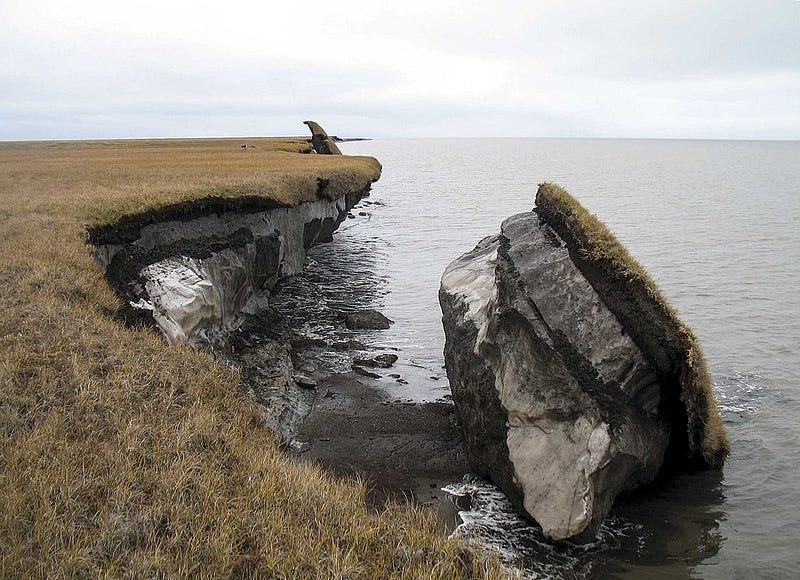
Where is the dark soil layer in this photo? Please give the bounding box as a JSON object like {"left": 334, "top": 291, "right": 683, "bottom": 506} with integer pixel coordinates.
{"left": 86, "top": 196, "right": 289, "bottom": 245}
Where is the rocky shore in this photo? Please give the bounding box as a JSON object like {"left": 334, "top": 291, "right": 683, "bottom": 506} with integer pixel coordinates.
{"left": 87, "top": 132, "right": 728, "bottom": 553}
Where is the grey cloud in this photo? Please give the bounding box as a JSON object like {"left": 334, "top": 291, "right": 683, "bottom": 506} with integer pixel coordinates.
{"left": 1, "top": 1, "right": 798, "bottom": 140}
{"left": 388, "top": 1, "right": 799, "bottom": 79}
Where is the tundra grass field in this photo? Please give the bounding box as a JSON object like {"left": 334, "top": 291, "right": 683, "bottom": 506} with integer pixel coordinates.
{"left": 0, "top": 138, "right": 496, "bottom": 578}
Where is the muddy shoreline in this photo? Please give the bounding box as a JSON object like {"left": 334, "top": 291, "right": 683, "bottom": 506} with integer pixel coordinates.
{"left": 221, "top": 276, "right": 470, "bottom": 530}
{"left": 293, "top": 370, "right": 468, "bottom": 529}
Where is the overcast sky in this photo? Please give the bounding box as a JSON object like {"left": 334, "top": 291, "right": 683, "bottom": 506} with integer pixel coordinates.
{"left": 1, "top": 0, "right": 798, "bottom": 140}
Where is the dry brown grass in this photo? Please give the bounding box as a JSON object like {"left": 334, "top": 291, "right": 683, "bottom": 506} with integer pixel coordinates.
{"left": 0, "top": 137, "right": 381, "bottom": 229}
{"left": 535, "top": 182, "right": 729, "bottom": 469}
{"left": 0, "top": 138, "right": 497, "bottom": 578}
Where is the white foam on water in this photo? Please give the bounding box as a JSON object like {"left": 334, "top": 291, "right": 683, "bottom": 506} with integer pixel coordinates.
{"left": 442, "top": 476, "right": 646, "bottom": 578}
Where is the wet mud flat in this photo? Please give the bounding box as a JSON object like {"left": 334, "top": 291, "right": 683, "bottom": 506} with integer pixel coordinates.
{"left": 293, "top": 370, "right": 468, "bottom": 528}
{"left": 216, "top": 201, "right": 472, "bottom": 526}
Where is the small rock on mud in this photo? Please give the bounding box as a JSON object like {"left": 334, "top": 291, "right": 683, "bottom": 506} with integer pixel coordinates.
{"left": 353, "top": 353, "right": 399, "bottom": 368}
{"left": 333, "top": 339, "right": 367, "bottom": 351}
{"left": 352, "top": 365, "right": 382, "bottom": 379}
{"left": 343, "top": 309, "right": 393, "bottom": 330}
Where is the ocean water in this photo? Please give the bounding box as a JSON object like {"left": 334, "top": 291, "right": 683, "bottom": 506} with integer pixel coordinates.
{"left": 301, "top": 138, "right": 800, "bottom": 577}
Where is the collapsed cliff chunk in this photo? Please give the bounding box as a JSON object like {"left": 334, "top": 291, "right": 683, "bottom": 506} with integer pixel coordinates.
{"left": 304, "top": 120, "right": 343, "bottom": 155}
{"left": 439, "top": 182, "right": 729, "bottom": 542}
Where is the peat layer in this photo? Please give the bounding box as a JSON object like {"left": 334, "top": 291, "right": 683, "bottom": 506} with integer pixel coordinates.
{"left": 535, "top": 182, "right": 729, "bottom": 469}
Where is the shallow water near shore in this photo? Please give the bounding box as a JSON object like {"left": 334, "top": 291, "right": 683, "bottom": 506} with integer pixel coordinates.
{"left": 282, "top": 138, "right": 800, "bottom": 578}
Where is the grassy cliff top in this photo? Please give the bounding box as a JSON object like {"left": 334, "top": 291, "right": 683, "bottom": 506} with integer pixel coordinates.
{"left": 535, "top": 182, "right": 729, "bottom": 469}
{"left": 0, "top": 138, "right": 492, "bottom": 577}
{"left": 0, "top": 137, "right": 381, "bottom": 229}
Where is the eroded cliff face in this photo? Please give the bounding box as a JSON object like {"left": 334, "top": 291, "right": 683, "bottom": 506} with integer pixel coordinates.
{"left": 92, "top": 194, "right": 364, "bottom": 345}
{"left": 89, "top": 177, "right": 377, "bottom": 442}
{"left": 440, "top": 186, "right": 727, "bottom": 543}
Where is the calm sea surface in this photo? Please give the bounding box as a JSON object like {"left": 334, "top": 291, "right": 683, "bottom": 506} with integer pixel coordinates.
{"left": 295, "top": 138, "right": 799, "bottom": 577}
